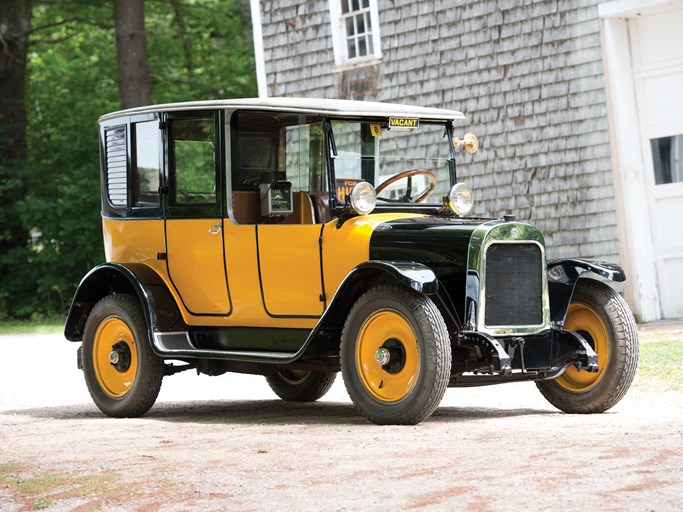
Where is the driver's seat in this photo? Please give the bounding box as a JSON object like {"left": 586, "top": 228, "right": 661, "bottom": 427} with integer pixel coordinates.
{"left": 307, "top": 192, "right": 331, "bottom": 224}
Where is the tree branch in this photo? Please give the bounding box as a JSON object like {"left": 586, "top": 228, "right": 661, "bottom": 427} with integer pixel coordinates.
{"left": 18, "top": 17, "right": 112, "bottom": 39}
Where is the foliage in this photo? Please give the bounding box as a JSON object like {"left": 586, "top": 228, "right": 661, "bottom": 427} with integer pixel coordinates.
{"left": 1, "top": 0, "right": 256, "bottom": 319}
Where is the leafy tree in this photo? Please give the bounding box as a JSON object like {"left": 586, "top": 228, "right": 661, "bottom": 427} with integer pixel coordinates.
{"left": 1, "top": 0, "right": 256, "bottom": 319}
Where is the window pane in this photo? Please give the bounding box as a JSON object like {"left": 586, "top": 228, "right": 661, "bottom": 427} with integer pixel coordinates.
{"left": 366, "top": 11, "right": 372, "bottom": 31}
{"left": 352, "top": 0, "right": 360, "bottom": 11}
{"left": 651, "top": 135, "right": 683, "bottom": 185}
{"left": 346, "top": 16, "right": 355, "bottom": 36}
{"left": 347, "top": 38, "right": 356, "bottom": 59}
{"left": 341, "top": 0, "right": 349, "bottom": 14}
{"left": 361, "top": 0, "right": 370, "bottom": 8}
{"left": 357, "top": 13, "right": 365, "bottom": 33}
{"left": 172, "top": 118, "right": 216, "bottom": 205}
{"left": 134, "top": 121, "right": 160, "bottom": 207}
{"left": 358, "top": 37, "right": 367, "bottom": 57}
{"left": 367, "top": 34, "right": 374, "bottom": 55}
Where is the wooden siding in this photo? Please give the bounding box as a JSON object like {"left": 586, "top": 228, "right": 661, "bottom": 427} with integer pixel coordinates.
{"left": 259, "top": 0, "right": 620, "bottom": 263}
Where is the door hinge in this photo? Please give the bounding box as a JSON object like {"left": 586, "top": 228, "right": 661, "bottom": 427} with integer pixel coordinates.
{"left": 159, "top": 121, "right": 167, "bottom": 130}
{"left": 156, "top": 252, "right": 167, "bottom": 260}
{"left": 158, "top": 186, "right": 169, "bottom": 195}
{"left": 319, "top": 293, "right": 326, "bottom": 302}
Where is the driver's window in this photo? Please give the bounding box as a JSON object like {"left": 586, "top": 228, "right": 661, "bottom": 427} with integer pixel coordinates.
{"left": 231, "top": 112, "right": 327, "bottom": 224}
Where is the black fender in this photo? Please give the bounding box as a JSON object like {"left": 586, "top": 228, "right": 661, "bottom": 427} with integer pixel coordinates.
{"left": 64, "top": 262, "right": 183, "bottom": 342}
{"left": 298, "top": 260, "right": 439, "bottom": 359}
{"left": 547, "top": 258, "right": 626, "bottom": 325}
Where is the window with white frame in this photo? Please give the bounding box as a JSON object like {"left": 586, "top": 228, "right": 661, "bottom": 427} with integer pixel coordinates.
{"left": 330, "top": 0, "right": 381, "bottom": 66}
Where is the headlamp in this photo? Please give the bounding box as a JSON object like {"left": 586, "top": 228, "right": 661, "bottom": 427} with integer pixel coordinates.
{"left": 349, "top": 182, "right": 377, "bottom": 215}
{"left": 447, "top": 183, "right": 474, "bottom": 216}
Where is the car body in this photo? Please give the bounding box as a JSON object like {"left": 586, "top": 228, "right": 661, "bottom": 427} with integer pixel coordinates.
{"left": 65, "top": 98, "right": 639, "bottom": 424}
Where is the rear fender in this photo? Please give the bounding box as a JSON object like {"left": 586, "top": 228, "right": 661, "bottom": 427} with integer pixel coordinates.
{"left": 64, "top": 263, "right": 182, "bottom": 342}
{"left": 547, "top": 258, "right": 626, "bottom": 325}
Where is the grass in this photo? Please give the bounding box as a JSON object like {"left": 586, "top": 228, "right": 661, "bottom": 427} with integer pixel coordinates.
{"left": 0, "top": 463, "right": 120, "bottom": 511}
{"left": 635, "top": 337, "right": 683, "bottom": 391}
{"left": 0, "top": 319, "right": 63, "bottom": 335}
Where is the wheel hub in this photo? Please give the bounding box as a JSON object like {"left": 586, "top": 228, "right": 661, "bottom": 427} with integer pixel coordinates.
{"left": 109, "top": 341, "right": 132, "bottom": 373}
{"left": 375, "top": 339, "right": 407, "bottom": 374}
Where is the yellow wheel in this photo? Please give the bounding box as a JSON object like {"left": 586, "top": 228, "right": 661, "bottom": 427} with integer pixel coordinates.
{"left": 555, "top": 303, "right": 610, "bottom": 392}
{"left": 82, "top": 295, "right": 164, "bottom": 417}
{"left": 265, "top": 369, "right": 336, "bottom": 402}
{"left": 537, "top": 280, "right": 639, "bottom": 413}
{"left": 356, "top": 310, "right": 419, "bottom": 403}
{"left": 92, "top": 317, "right": 139, "bottom": 398}
{"left": 341, "top": 285, "right": 451, "bottom": 425}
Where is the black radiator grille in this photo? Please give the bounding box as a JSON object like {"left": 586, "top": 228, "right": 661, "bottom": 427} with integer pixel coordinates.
{"left": 484, "top": 243, "right": 543, "bottom": 326}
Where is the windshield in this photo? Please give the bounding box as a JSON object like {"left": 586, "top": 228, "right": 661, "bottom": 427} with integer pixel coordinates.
{"left": 330, "top": 120, "right": 452, "bottom": 204}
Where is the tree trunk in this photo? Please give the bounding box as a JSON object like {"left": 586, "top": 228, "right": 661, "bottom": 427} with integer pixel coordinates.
{"left": 0, "top": 0, "right": 32, "bottom": 161}
{"left": 113, "top": 0, "right": 151, "bottom": 109}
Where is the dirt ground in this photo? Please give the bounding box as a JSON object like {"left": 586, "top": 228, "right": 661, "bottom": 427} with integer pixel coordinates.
{"left": 1, "top": 326, "right": 682, "bottom": 511}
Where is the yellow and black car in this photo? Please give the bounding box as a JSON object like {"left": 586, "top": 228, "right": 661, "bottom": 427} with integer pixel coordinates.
{"left": 64, "top": 98, "right": 638, "bottom": 424}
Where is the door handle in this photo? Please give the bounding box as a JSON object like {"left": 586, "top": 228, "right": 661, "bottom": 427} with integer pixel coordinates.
{"left": 208, "top": 222, "right": 222, "bottom": 234}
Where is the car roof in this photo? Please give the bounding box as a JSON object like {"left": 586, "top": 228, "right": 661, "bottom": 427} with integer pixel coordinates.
{"left": 98, "top": 97, "right": 467, "bottom": 123}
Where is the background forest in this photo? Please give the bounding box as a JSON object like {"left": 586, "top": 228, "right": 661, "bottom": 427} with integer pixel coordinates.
{"left": 0, "top": 0, "right": 256, "bottom": 320}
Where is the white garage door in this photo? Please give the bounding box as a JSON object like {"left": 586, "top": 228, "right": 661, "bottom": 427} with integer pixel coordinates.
{"left": 631, "top": 7, "right": 683, "bottom": 318}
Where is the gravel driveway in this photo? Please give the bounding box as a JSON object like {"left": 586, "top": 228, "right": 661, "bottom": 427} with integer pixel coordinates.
{"left": 1, "top": 330, "right": 682, "bottom": 511}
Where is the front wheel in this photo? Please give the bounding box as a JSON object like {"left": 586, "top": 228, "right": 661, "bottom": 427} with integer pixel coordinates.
{"left": 341, "top": 285, "right": 451, "bottom": 425}
{"left": 82, "top": 294, "right": 164, "bottom": 417}
{"left": 265, "top": 370, "right": 336, "bottom": 402}
{"left": 537, "top": 279, "right": 639, "bottom": 413}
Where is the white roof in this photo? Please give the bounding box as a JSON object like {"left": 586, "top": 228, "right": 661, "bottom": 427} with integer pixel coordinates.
{"left": 99, "top": 97, "right": 466, "bottom": 123}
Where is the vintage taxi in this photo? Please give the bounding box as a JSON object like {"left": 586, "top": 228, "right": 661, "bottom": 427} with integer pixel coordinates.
{"left": 64, "top": 98, "right": 639, "bottom": 424}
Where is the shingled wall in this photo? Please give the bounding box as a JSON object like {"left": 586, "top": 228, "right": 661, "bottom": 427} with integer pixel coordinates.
{"left": 259, "top": 0, "right": 620, "bottom": 263}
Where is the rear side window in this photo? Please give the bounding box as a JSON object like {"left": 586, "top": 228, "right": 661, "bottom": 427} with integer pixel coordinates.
{"left": 133, "top": 121, "right": 161, "bottom": 207}
{"left": 105, "top": 125, "right": 128, "bottom": 207}
{"left": 171, "top": 117, "right": 216, "bottom": 206}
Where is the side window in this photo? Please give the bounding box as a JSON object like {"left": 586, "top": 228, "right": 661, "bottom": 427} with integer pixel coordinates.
{"left": 171, "top": 117, "right": 216, "bottom": 205}
{"left": 231, "top": 112, "right": 327, "bottom": 224}
{"left": 133, "top": 121, "right": 160, "bottom": 207}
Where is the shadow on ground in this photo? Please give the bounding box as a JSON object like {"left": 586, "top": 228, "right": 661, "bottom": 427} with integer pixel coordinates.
{"left": 1, "top": 399, "right": 556, "bottom": 426}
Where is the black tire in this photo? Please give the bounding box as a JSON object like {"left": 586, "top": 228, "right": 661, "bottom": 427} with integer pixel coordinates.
{"left": 265, "top": 370, "right": 337, "bottom": 402}
{"left": 340, "top": 284, "right": 451, "bottom": 425}
{"left": 82, "top": 294, "right": 164, "bottom": 417}
{"left": 537, "top": 279, "right": 639, "bottom": 413}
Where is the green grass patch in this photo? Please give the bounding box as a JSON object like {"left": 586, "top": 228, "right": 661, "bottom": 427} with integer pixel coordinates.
{"left": 635, "top": 338, "right": 683, "bottom": 391}
{"left": 0, "top": 464, "right": 120, "bottom": 511}
{"left": 0, "top": 319, "right": 63, "bottom": 335}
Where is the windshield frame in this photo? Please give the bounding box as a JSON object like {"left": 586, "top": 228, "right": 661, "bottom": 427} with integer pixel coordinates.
{"left": 323, "top": 116, "right": 459, "bottom": 216}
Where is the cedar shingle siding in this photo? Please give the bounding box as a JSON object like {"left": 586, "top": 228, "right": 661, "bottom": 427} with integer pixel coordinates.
{"left": 259, "top": 0, "right": 619, "bottom": 262}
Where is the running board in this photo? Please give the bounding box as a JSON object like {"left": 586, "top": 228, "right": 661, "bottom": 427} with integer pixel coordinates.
{"left": 152, "top": 331, "right": 299, "bottom": 363}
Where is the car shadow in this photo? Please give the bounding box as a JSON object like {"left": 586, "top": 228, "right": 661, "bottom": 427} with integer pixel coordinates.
{"left": 1, "top": 399, "right": 556, "bottom": 426}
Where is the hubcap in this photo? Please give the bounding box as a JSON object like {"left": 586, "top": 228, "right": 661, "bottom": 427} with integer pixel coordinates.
{"left": 557, "top": 303, "right": 610, "bottom": 392}
{"left": 357, "top": 309, "right": 419, "bottom": 403}
{"left": 93, "top": 317, "right": 138, "bottom": 398}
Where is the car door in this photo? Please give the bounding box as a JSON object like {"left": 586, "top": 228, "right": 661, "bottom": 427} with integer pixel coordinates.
{"left": 164, "top": 111, "right": 231, "bottom": 316}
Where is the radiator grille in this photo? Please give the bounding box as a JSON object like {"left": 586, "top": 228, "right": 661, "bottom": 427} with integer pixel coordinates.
{"left": 484, "top": 243, "right": 543, "bottom": 326}
{"left": 105, "top": 126, "right": 128, "bottom": 207}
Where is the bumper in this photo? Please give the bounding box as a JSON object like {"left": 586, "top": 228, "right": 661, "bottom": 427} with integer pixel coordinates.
{"left": 449, "top": 328, "right": 598, "bottom": 387}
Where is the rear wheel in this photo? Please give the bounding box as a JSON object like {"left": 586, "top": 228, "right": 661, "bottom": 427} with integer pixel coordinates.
{"left": 341, "top": 285, "right": 451, "bottom": 425}
{"left": 537, "top": 279, "right": 638, "bottom": 413}
{"left": 82, "top": 294, "right": 164, "bottom": 417}
{"left": 266, "top": 370, "right": 336, "bottom": 402}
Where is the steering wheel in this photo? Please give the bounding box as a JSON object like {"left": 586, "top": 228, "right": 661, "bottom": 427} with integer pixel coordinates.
{"left": 375, "top": 169, "right": 437, "bottom": 203}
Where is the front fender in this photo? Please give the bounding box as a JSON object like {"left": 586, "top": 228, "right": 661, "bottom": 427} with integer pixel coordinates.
{"left": 64, "top": 263, "right": 182, "bottom": 342}
{"left": 547, "top": 258, "right": 626, "bottom": 324}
